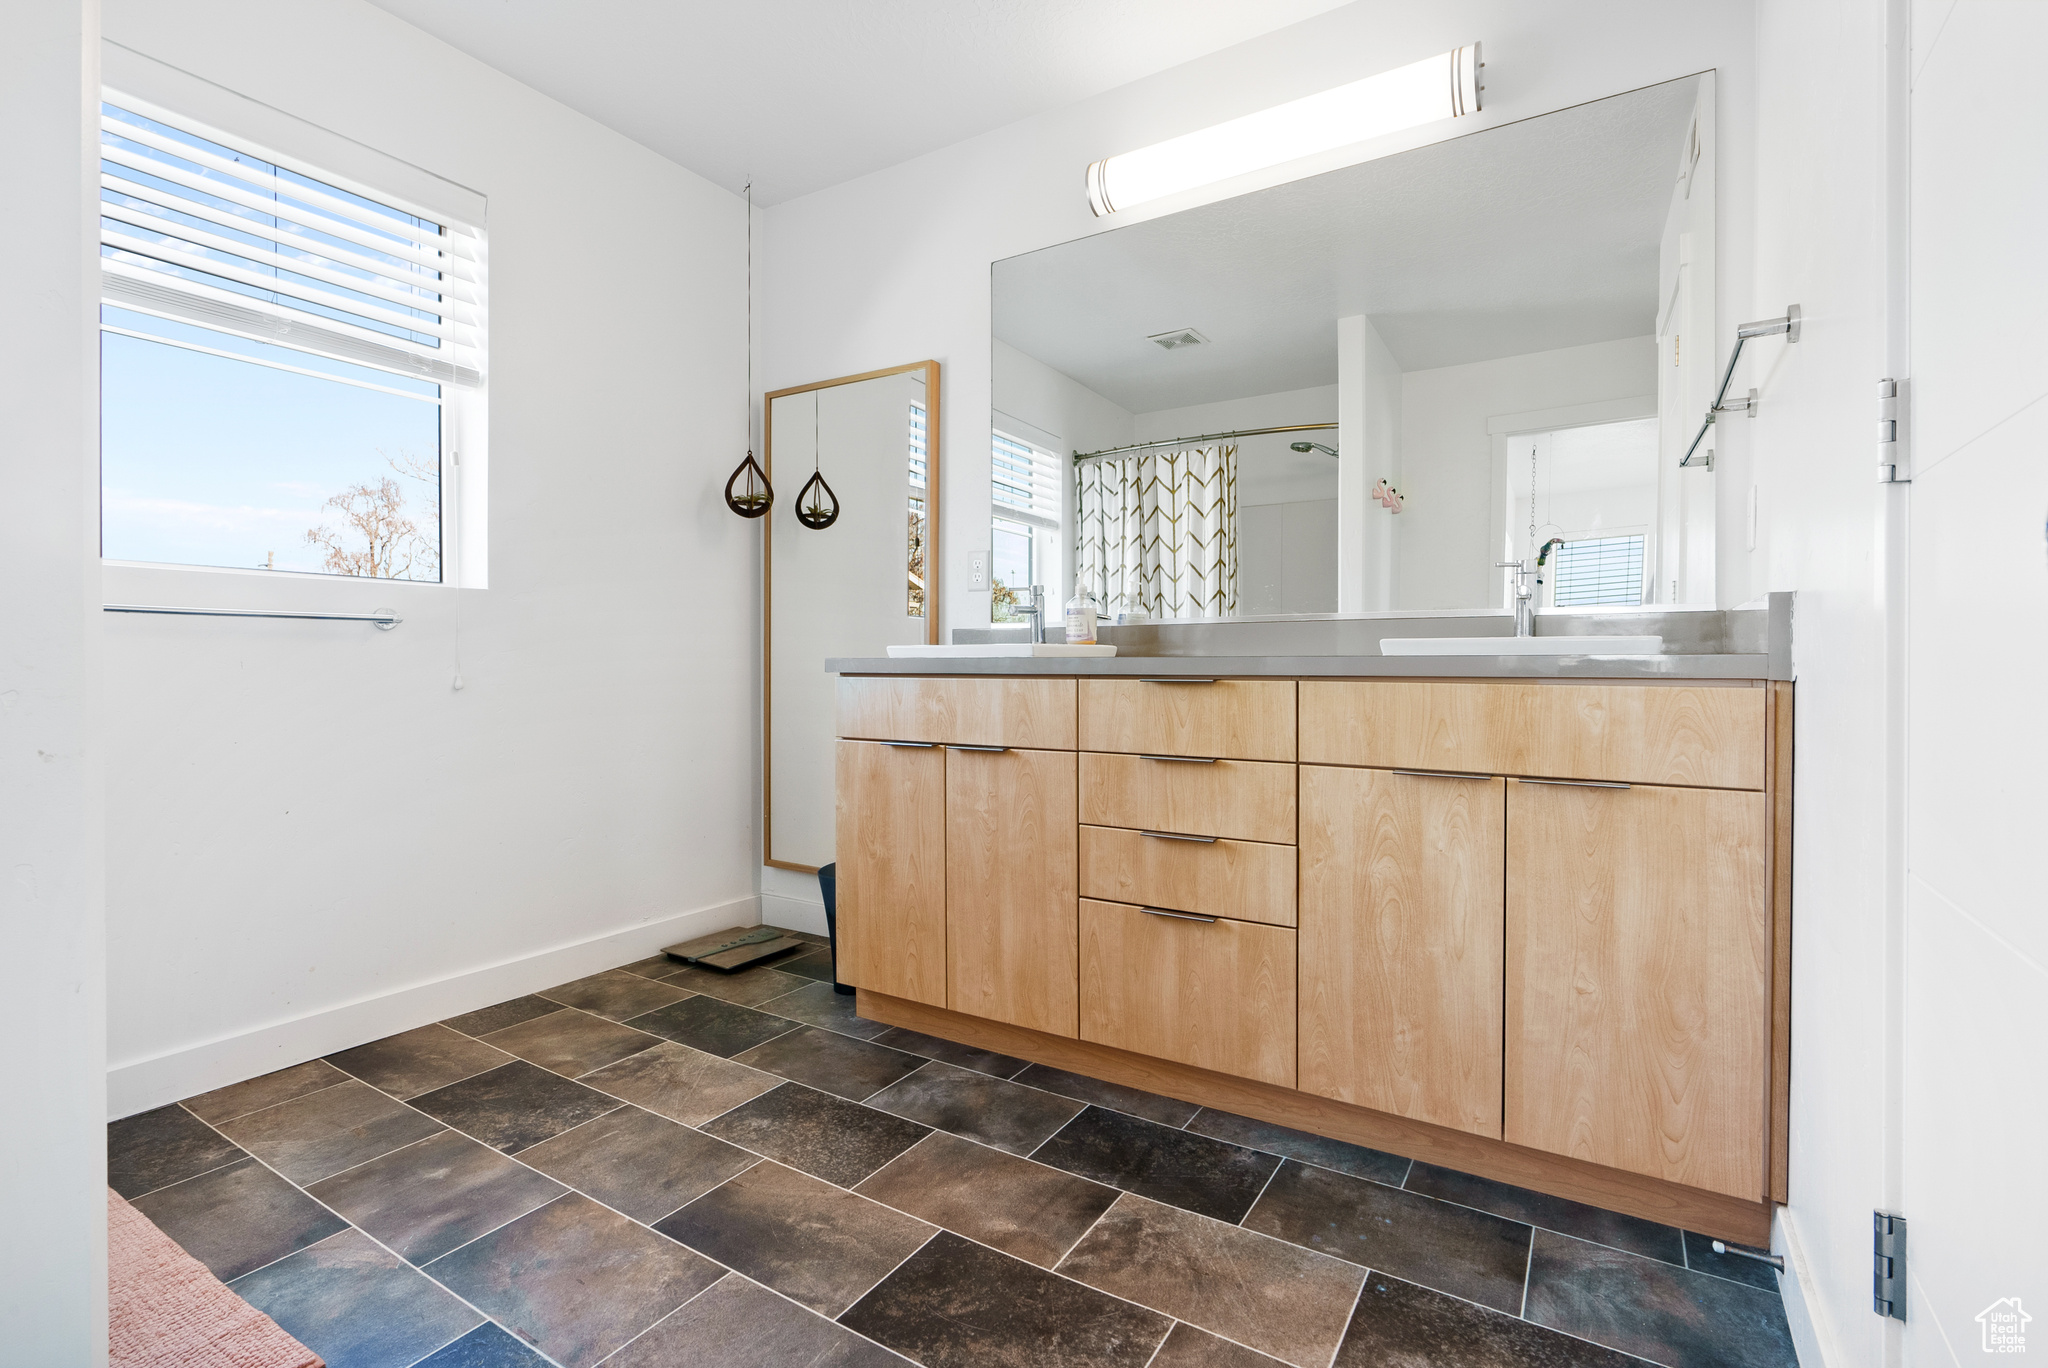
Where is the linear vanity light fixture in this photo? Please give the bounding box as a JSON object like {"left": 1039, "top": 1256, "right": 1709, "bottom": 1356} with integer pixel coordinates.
{"left": 1086, "top": 43, "right": 1481, "bottom": 216}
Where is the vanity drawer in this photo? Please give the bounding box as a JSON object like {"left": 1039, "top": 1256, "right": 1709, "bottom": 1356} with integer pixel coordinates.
{"left": 1079, "top": 679, "right": 1295, "bottom": 761}
{"left": 1079, "top": 752, "right": 1295, "bottom": 844}
{"left": 1079, "top": 825, "right": 1295, "bottom": 927}
{"left": 836, "top": 676, "right": 1076, "bottom": 749}
{"left": 1299, "top": 680, "right": 1767, "bottom": 790}
{"left": 1080, "top": 898, "right": 1296, "bottom": 1087}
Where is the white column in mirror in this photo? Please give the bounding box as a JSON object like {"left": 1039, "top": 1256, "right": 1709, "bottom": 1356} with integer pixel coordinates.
{"left": 1337, "top": 314, "right": 1401, "bottom": 612}
{"left": 1653, "top": 75, "right": 1716, "bottom": 605}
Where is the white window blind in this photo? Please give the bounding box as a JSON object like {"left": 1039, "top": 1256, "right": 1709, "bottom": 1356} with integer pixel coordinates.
{"left": 992, "top": 430, "right": 1062, "bottom": 531}
{"left": 98, "top": 101, "right": 483, "bottom": 388}
{"left": 1552, "top": 535, "right": 1646, "bottom": 607}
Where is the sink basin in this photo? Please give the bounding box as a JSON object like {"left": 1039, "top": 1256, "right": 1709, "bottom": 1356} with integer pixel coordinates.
{"left": 886, "top": 644, "right": 1118, "bottom": 658}
{"left": 1381, "top": 635, "right": 1664, "bottom": 657}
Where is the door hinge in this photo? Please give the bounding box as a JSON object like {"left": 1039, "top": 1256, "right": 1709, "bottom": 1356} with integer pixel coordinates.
{"left": 1873, "top": 1211, "right": 1907, "bottom": 1319}
{"left": 1878, "top": 379, "right": 1910, "bottom": 483}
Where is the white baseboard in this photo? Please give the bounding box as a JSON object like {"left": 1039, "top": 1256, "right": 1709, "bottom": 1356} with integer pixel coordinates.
{"left": 761, "top": 891, "right": 827, "bottom": 938}
{"left": 1777, "top": 1208, "right": 1843, "bottom": 1368}
{"left": 106, "top": 894, "right": 760, "bottom": 1119}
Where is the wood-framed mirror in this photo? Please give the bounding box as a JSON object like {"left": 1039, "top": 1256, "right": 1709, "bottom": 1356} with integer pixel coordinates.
{"left": 764, "top": 360, "right": 940, "bottom": 873}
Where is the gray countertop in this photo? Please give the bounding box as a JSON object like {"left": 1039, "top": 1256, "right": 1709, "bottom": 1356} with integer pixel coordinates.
{"left": 825, "top": 653, "right": 1774, "bottom": 680}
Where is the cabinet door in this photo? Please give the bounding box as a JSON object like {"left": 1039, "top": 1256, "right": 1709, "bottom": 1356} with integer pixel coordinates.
{"left": 1079, "top": 899, "right": 1296, "bottom": 1087}
{"left": 1299, "top": 767, "right": 1505, "bottom": 1136}
{"left": 1506, "top": 780, "right": 1771, "bottom": 1199}
{"left": 947, "top": 747, "right": 1079, "bottom": 1037}
{"left": 835, "top": 740, "right": 946, "bottom": 1007}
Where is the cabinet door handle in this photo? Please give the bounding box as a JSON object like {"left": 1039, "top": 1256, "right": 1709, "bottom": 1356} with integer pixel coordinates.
{"left": 1141, "top": 830, "right": 1218, "bottom": 843}
{"left": 1139, "top": 677, "right": 1218, "bottom": 684}
{"left": 1139, "top": 754, "right": 1217, "bottom": 763}
{"left": 1393, "top": 769, "right": 1491, "bottom": 781}
{"left": 1141, "top": 907, "right": 1218, "bottom": 923}
{"left": 1517, "top": 776, "right": 1631, "bottom": 789}
{"left": 882, "top": 741, "right": 937, "bottom": 748}
{"left": 947, "top": 744, "right": 1009, "bottom": 752}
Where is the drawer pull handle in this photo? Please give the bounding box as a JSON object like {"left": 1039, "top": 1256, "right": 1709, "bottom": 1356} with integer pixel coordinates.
{"left": 1139, "top": 677, "right": 1218, "bottom": 684}
{"left": 1141, "top": 830, "right": 1218, "bottom": 843}
{"left": 1139, "top": 754, "right": 1217, "bottom": 764}
{"left": 1517, "top": 776, "right": 1631, "bottom": 789}
{"left": 1141, "top": 907, "right": 1218, "bottom": 923}
{"left": 947, "top": 744, "right": 1010, "bottom": 752}
{"left": 1393, "top": 769, "right": 1492, "bottom": 781}
{"left": 883, "top": 741, "right": 938, "bottom": 748}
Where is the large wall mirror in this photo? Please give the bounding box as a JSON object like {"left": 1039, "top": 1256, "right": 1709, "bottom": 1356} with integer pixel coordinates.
{"left": 990, "top": 73, "right": 1717, "bottom": 621}
{"left": 765, "top": 361, "right": 939, "bottom": 872}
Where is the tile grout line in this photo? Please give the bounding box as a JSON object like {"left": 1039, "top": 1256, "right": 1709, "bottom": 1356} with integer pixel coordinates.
{"left": 1235, "top": 1152, "right": 1287, "bottom": 1226}
{"left": 120, "top": 1149, "right": 257, "bottom": 1204}
{"left": 1320, "top": 1269, "right": 1373, "bottom": 1368}
{"left": 151, "top": 959, "right": 1751, "bottom": 1367}
{"left": 172, "top": 1107, "right": 563, "bottom": 1368}
{"left": 1517, "top": 1226, "right": 1534, "bottom": 1319}
{"left": 174, "top": 1073, "right": 356, "bottom": 1129}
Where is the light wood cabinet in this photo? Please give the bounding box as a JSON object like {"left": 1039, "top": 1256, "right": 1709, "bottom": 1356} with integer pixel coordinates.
{"left": 838, "top": 676, "right": 1077, "bottom": 750}
{"left": 1080, "top": 679, "right": 1296, "bottom": 760}
{"left": 836, "top": 671, "right": 1789, "bottom": 1227}
{"left": 1078, "top": 751, "right": 1296, "bottom": 843}
{"left": 1079, "top": 898, "right": 1296, "bottom": 1086}
{"left": 946, "top": 746, "right": 1079, "bottom": 1038}
{"left": 835, "top": 740, "right": 947, "bottom": 1007}
{"left": 1299, "top": 767, "right": 1505, "bottom": 1137}
{"left": 1300, "top": 680, "right": 1767, "bottom": 790}
{"left": 1080, "top": 825, "right": 1296, "bottom": 927}
{"left": 1505, "top": 779, "right": 1771, "bottom": 1199}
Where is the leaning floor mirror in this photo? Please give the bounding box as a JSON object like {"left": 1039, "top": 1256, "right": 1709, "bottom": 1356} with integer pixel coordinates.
{"left": 764, "top": 360, "right": 939, "bottom": 872}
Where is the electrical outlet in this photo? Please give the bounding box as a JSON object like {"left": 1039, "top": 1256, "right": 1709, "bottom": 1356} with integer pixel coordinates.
{"left": 969, "top": 552, "right": 988, "bottom": 591}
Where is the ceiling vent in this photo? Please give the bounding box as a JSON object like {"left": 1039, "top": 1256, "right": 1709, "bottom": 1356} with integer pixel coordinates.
{"left": 1148, "top": 328, "right": 1209, "bottom": 351}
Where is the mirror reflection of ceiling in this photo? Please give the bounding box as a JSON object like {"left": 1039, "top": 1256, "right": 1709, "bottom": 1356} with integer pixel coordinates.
{"left": 993, "top": 75, "right": 1701, "bottom": 414}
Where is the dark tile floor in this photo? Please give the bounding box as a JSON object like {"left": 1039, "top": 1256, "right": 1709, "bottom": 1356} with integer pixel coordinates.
{"left": 109, "top": 931, "right": 1798, "bottom": 1368}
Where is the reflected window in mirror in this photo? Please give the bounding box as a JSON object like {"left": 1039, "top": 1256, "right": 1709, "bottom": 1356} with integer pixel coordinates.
{"left": 1507, "top": 416, "right": 1656, "bottom": 610}
{"left": 990, "top": 429, "right": 1063, "bottom": 621}
{"left": 909, "top": 399, "right": 928, "bottom": 617}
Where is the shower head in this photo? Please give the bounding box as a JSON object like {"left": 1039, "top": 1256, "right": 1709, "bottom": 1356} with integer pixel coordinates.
{"left": 1290, "top": 441, "right": 1340, "bottom": 459}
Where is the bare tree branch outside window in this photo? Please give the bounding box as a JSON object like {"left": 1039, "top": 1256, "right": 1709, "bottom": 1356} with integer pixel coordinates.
{"left": 304, "top": 449, "right": 440, "bottom": 580}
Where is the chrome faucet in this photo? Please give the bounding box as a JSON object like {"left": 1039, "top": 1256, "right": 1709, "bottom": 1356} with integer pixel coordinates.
{"left": 1010, "top": 584, "right": 1046, "bottom": 643}
{"left": 1497, "top": 561, "right": 1535, "bottom": 637}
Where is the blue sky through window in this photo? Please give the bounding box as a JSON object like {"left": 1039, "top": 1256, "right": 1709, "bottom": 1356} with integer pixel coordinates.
{"left": 101, "top": 328, "right": 440, "bottom": 577}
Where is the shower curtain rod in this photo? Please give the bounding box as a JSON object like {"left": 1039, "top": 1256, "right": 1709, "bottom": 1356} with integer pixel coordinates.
{"left": 1071, "top": 422, "right": 1336, "bottom": 464}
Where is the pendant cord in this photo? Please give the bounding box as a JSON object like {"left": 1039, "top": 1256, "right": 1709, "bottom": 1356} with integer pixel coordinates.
{"left": 745, "top": 180, "right": 753, "bottom": 455}
{"left": 814, "top": 391, "right": 821, "bottom": 473}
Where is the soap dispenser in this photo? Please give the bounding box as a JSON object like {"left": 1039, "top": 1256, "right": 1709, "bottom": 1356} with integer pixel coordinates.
{"left": 1065, "top": 587, "right": 1099, "bottom": 644}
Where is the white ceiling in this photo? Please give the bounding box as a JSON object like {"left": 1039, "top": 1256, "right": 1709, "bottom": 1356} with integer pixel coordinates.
{"left": 361, "top": 0, "right": 1355, "bottom": 203}
{"left": 993, "top": 76, "right": 1702, "bottom": 412}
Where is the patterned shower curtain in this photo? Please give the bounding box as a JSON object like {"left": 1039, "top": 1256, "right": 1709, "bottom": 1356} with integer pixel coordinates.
{"left": 1075, "top": 443, "right": 1237, "bottom": 618}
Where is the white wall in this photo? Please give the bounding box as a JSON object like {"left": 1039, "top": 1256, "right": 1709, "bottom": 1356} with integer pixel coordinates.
{"left": 101, "top": 0, "right": 757, "bottom": 1115}
{"left": 1899, "top": 0, "right": 2047, "bottom": 1352}
{"left": 1338, "top": 318, "right": 1401, "bottom": 611}
{"left": 762, "top": 0, "right": 1757, "bottom": 645}
{"left": 0, "top": 0, "right": 107, "bottom": 1356}
{"left": 1399, "top": 336, "right": 1657, "bottom": 608}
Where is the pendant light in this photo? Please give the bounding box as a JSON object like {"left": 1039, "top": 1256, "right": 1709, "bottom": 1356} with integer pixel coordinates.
{"left": 724, "top": 181, "right": 772, "bottom": 518}
{"left": 795, "top": 389, "right": 840, "bottom": 530}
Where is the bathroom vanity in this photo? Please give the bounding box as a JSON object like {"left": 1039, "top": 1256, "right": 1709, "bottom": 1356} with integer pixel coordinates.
{"left": 827, "top": 642, "right": 1791, "bottom": 1246}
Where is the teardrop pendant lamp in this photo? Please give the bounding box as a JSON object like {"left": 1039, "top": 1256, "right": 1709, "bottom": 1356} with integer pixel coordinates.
{"left": 795, "top": 389, "right": 840, "bottom": 529}
{"left": 724, "top": 181, "right": 773, "bottom": 518}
